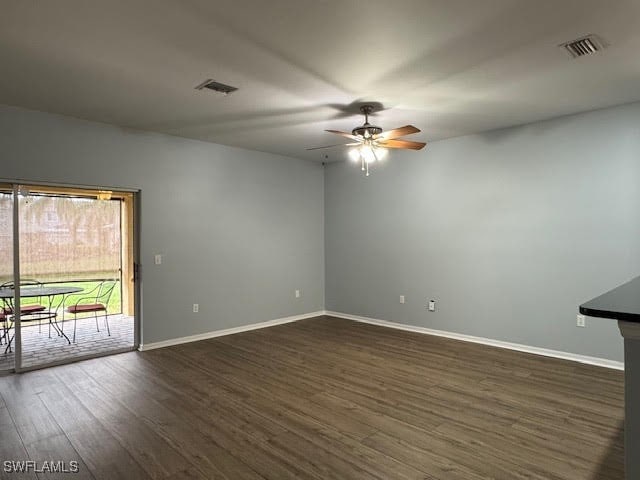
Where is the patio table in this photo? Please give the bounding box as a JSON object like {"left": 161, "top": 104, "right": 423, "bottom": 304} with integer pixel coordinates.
{"left": 0, "top": 285, "right": 83, "bottom": 352}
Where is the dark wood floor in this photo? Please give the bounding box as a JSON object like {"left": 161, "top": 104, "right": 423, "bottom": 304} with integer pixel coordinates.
{"left": 0, "top": 316, "right": 624, "bottom": 479}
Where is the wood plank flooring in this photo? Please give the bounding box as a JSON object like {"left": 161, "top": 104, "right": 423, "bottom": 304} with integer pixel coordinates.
{"left": 0, "top": 316, "right": 624, "bottom": 479}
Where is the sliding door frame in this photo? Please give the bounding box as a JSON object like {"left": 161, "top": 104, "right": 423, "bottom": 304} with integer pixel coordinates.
{"left": 0, "top": 178, "right": 141, "bottom": 373}
{"left": 12, "top": 184, "right": 22, "bottom": 371}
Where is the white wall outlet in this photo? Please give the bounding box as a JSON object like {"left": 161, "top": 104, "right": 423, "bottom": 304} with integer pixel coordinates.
{"left": 399, "top": 295, "right": 405, "bottom": 304}
{"left": 154, "top": 254, "right": 162, "bottom": 265}
{"left": 193, "top": 303, "right": 199, "bottom": 313}
{"left": 576, "top": 314, "right": 586, "bottom": 327}
{"left": 295, "top": 289, "right": 301, "bottom": 298}
{"left": 428, "top": 300, "right": 436, "bottom": 312}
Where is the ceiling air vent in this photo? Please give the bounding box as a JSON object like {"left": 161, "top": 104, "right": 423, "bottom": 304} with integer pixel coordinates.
{"left": 195, "top": 79, "right": 238, "bottom": 95}
{"left": 560, "top": 34, "right": 607, "bottom": 58}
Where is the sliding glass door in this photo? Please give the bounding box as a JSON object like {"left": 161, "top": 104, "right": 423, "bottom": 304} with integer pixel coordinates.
{"left": 0, "top": 183, "right": 138, "bottom": 372}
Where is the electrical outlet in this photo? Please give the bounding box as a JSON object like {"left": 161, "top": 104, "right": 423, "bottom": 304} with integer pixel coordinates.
{"left": 295, "top": 289, "right": 301, "bottom": 298}
{"left": 576, "top": 314, "right": 586, "bottom": 327}
{"left": 428, "top": 300, "right": 435, "bottom": 312}
{"left": 154, "top": 254, "right": 162, "bottom": 265}
{"left": 193, "top": 303, "right": 199, "bottom": 313}
{"left": 399, "top": 295, "right": 405, "bottom": 304}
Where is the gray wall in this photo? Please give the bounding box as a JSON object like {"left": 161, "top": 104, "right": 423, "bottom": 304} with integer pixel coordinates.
{"left": 3, "top": 101, "right": 638, "bottom": 361}
{"left": 0, "top": 105, "right": 325, "bottom": 345}
{"left": 325, "top": 102, "right": 640, "bottom": 362}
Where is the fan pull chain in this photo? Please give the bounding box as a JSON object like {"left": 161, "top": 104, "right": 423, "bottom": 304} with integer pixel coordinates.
{"left": 366, "top": 161, "right": 369, "bottom": 176}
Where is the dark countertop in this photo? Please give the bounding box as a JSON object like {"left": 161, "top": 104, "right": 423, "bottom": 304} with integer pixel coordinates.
{"left": 580, "top": 275, "right": 640, "bottom": 323}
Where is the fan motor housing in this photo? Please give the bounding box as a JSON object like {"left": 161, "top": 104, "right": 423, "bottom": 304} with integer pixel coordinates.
{"left": 352, "top": 123, "right": 383, "bottom": 137}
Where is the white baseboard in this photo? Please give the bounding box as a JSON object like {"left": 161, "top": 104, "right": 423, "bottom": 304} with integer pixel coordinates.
{"left": 326, "top": 311, "right": 624, "bottom": 371}
{"left": 138, "top": 311, "right": 325, "bottom": 351}
{"left": 138, "top": 309, "right": 624, "bottom": 370}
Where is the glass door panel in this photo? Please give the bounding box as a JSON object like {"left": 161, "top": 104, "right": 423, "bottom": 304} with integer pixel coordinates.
{"left": 17, "top": 187, "right": 135, "bottom": 370}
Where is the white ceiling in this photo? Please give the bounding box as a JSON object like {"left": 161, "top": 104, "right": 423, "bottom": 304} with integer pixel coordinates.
{"left": 2, "top": 0, "right": 640, "bottom": 162}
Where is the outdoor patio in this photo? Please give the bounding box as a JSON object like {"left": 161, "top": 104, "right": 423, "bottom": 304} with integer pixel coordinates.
{"left": 0, "top": 314, "right": 134, "bottom": 371}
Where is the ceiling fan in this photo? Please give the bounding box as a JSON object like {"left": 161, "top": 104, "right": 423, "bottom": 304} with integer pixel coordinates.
{"left": 308, "top": 104, "right": 426, "bottom": 176}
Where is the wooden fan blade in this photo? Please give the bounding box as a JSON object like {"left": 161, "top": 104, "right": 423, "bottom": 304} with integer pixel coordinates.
{"left": 377, "top": 139, "right": 426, "bottom": 150}
{"left": 306, "top": 142, "right": 359, "bottom": 151}
{"left": 375, "top": 125, "right": 420, "bottom": 140}
{"left": 325, "top": 129, "right": 361, "bottom": 142}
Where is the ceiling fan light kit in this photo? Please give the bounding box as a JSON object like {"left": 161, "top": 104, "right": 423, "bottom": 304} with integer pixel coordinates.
{"left": 309, "top": 104, "right": 426, "bottom": 176}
